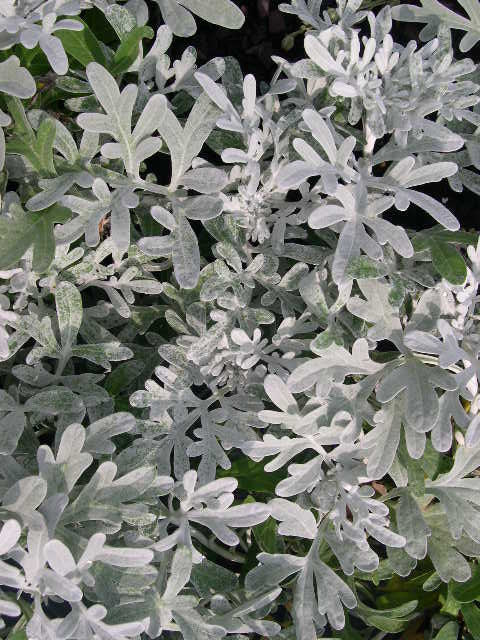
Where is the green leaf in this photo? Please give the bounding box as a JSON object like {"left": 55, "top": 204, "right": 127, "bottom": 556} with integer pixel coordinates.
{"left": 253, "top": 517, "right": 280, "bottom": 554}
{"left": 413, "top": 227, "right": 475, "bottom": 285}
{"left": 461, "top": 602, "right": 480, "bottom": 640}
{"left": 104, "top": 361, "right": 146, "bottom": 396}
{"left": 6, "top": 630, "right": 28, "bottom": 640}
{"left": 56, "top": 18, "right": 107, "bottom": 67}
{"left": 206, "top": 129, "right": 244, "bottom": 155}
{"left": 430, "top": 239, "right": 467, "bottom": 285}
{"left": 429, "top": 228, "right": 478, "bottom": 245}
{"left": 363, "top": 616, "right": 408, "bottom": 633}
{"left": 217, "top": 458, "right": 286, "bottom": 494}
{"left": 331, "top": 617, "right": 364, "bottom": 640}
{"left": 358, "top": 600, "right": 418, "bottom": 633}
{"left": 420, "top": 440, "right": 452, "bottom": 479}
{"left": 6, "top": 117, "right": 56, "bottom": 176}
{"left": 423, "top": 572, "right": 443, "bottom": 591}
{"left": 0, "top": 204, "right": 71, "bottom": 272}
{"left": 440, "top": 584, "right": 462, "bottom": 617}
{"left": 434, "top": 622, "right": 460, "bottom": 640}
{"left": 4, "top": 96, "right": 32, "bottom": 138}
{"left": 413, "top": 227, "right": 478, "bottom": 251}
{"left": 190, "top": 558, "right": 238, "bottom": 597}
{"left": 110, "top": 26, "right": 154, "bottom": 75}
{"left": 346, "top": 255, "right": 388, "bottom": 279}
{"left": 451, "top": 564, "right": 480, "bottom": 603}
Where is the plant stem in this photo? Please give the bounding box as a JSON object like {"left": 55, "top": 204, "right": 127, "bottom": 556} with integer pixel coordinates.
{"left": 191, "top": 529, "right": 246, "bottom": 564}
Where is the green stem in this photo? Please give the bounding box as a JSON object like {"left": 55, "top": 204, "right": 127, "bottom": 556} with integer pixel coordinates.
{"left": 191, "top": 529, "right": 246, "bottom": 564}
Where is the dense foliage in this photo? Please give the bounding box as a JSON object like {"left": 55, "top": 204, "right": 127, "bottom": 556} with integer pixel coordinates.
{"left": 2, "top": 0, "right": 480, "bottom": 638}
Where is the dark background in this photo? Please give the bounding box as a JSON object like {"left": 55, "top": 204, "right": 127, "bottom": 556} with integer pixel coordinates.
{"left": 181, "top": 0, "right": 480, "bottom": 233}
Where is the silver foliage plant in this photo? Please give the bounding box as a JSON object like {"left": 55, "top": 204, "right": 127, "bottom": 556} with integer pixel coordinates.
{"left": 2, "top": 0, "right": 480, "bottom": 638}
